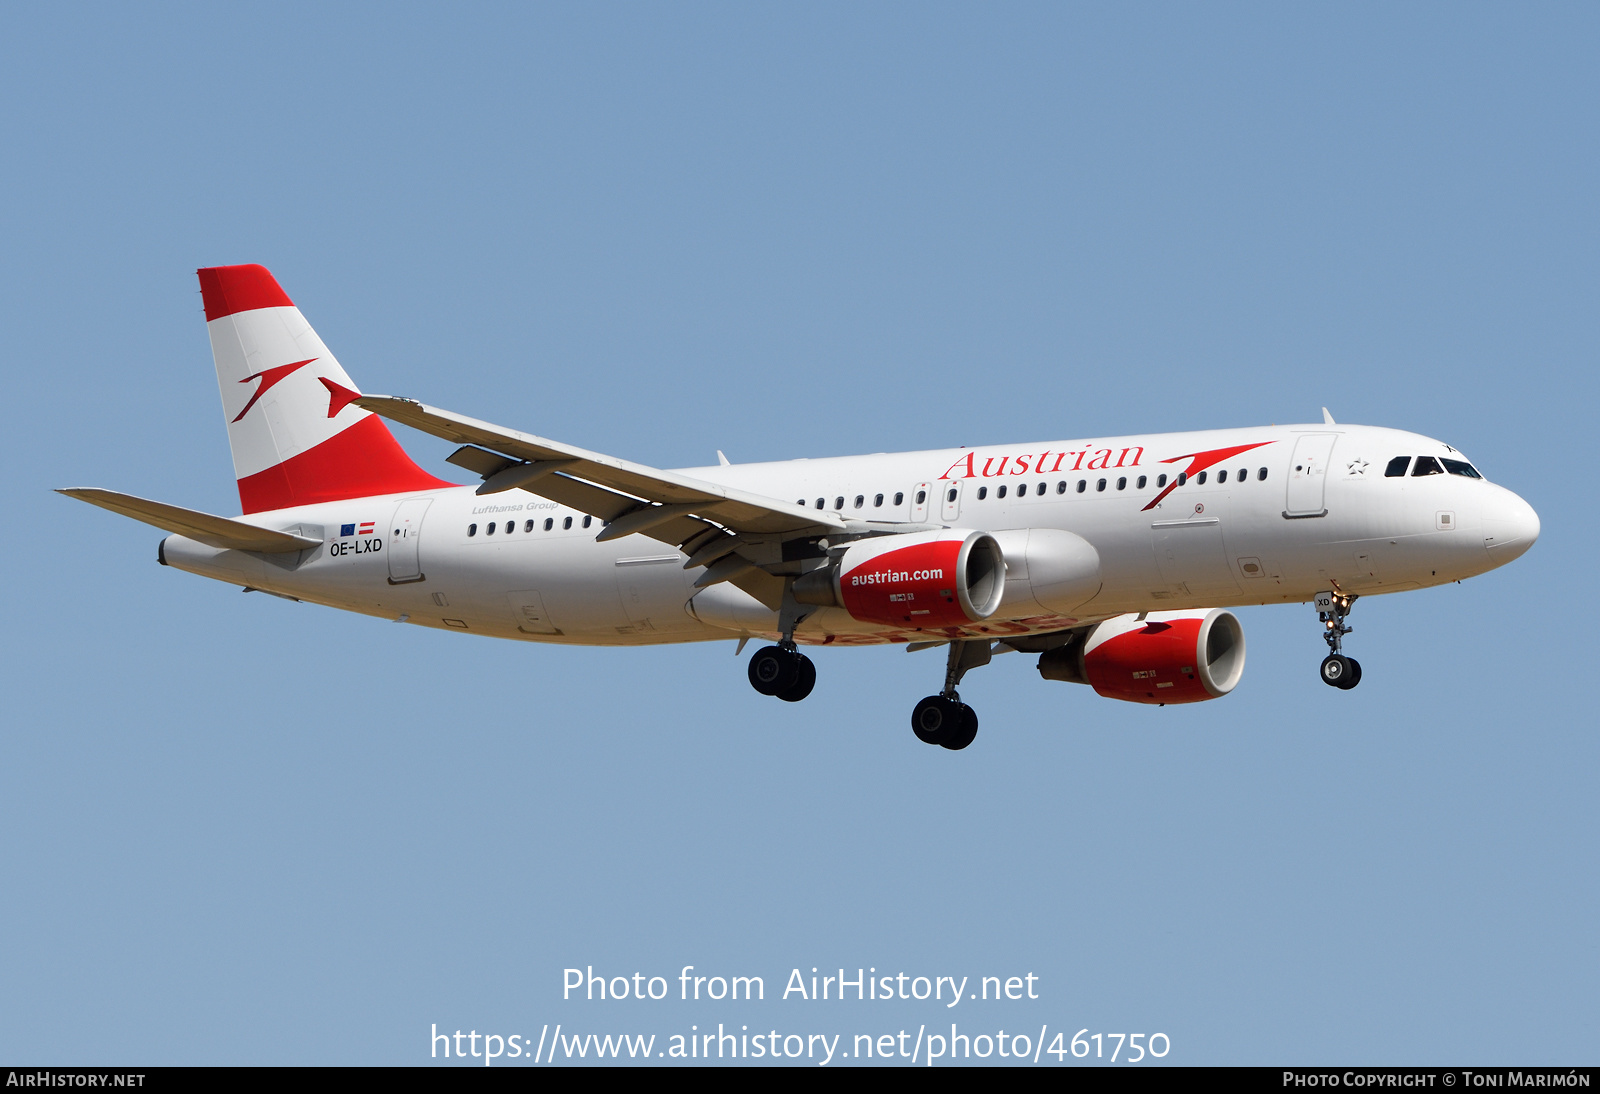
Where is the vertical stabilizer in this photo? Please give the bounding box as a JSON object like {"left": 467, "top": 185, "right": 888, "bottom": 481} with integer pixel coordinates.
{"left": 198, "top": 265, "right": 451, "bottom": 514}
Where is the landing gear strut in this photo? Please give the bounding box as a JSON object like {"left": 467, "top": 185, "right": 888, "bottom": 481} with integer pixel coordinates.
{"left": 1315, "top": 589, "right": 1362, "bottom": 690}
{"left": 746, "top": 581, "right": 817, "bottom": 703}
{"left": 911, "top": 640, "right": 988, "bottom": 750}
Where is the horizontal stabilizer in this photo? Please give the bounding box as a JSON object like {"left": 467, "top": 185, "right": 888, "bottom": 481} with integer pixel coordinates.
{"left": 56, "top": 489, "right": 323, "bottom": 553}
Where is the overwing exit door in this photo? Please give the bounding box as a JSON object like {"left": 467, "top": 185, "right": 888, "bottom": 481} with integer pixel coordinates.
{"left": 940, "top": 479, "right": 963, "bottom": 522}
{"left": 910, "top": 482, "right": 931, "bottom": 522}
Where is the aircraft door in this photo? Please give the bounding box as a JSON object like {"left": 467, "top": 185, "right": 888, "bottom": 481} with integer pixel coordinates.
{"left": 387, "top": 498, "right": 432, "bottom": 584}
{"left": 910, "top": 482, "right": 931, "bottom": 522}
{"left": 1285, "top": 434, "right": 1338, "bottom": 518}
{"left": 940, "top": 479, "right": 963, "bottom": 522}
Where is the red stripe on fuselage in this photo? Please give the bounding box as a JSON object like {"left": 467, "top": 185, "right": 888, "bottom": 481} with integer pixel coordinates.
{"left": 198, "top": 264, "right": 295, "bottom": 321}
{"left": 236, "top": 414, "right": 455, "bottom": 514}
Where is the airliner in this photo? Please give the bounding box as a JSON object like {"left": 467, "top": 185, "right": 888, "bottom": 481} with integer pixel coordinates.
{"left": 60, "top": 265, "right": 1540, "bottom": 750}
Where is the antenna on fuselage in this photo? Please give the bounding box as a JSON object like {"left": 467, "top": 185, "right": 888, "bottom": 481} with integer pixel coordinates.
{"left": 1322, "top": 407, "right": 1336, "bottom": 425}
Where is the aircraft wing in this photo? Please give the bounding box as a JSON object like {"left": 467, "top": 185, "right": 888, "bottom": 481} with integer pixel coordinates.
{"left": 57, "top": 489, "right": 323, "bottom": 553}
{"left": 358, "top": 394, "right": 873, "bottom": 610}
{"left": 357, "top": 395, "right": 848, "bottom": 542}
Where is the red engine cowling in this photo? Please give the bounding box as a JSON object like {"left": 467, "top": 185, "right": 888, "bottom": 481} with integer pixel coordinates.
{"left": 1038, "top": 608, "right": 1246, "bottom": 704}
{"left": 793, "top": 529, "right": 1005, "bottom": 628}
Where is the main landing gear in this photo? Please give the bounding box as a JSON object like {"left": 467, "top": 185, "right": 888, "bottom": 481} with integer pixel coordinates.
{"left": 747, "top": 644, "right": 816, "bottom": 703}
{"left": 747, "top": 581, "right": 818, "bottom": 703}
{"left": 1315, "top": 589, "right": 1362, "bottom": 690}
{"left": 911, "top": 640, "right": 989, "bottom": 751}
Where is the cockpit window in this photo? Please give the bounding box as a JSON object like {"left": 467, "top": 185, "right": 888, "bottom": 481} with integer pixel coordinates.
{"left": 1384, "top": 456, "right": 1411, "bottom": 477}
{"left": 1411, "top": 456, "right": 1444, "bottom": 477}
{"left": 1441, "top": 458, "right": 1482, "bottom": 479}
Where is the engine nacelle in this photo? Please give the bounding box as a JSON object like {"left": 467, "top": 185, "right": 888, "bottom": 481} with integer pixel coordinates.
{"left": 1038, "top": 608, "right": 1245, "bottom": 704}
{"left": 987, "top": 528, "right": 1102, "bottom": 618}
{"left": 793, "top": 529, "right": 1005, "bottom": 628}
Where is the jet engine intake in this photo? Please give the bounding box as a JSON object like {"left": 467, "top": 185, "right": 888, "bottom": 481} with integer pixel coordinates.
{"left": 1038, "top": 608, "right": 1245, "bottom": 704}
{"left": 793, "top": 529, "right": 1004, "bottom": 628}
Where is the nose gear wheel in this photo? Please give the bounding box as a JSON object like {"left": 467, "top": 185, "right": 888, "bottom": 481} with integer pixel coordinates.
{"left": 1315, "top": 590, "right": 1363, "bottom": 689}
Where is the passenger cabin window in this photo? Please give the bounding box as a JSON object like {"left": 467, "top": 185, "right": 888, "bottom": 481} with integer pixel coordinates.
{"left": 486, "top": 522, "right": 496, "bottom": 535}
{"left": 1412, "top": 457, "right": 1444, "bottom": 477}
{"left": 1442, "top": 458, "right": 1482, "bottom": 479}
{"left": 1258, "top": 467, "right": 1267, "bottom": 481}
{"left": 997, "top": 484, "right": 1007, "bottom": 499}
{"left": 1158, "top": 474, "right": 1168, "bottom": 487}
{"left": 834, "top": 496, "right": 844, "bottom": 510}
{"left": 1076, "top": 479, "right": 1086, "bottom": 493}
{"left": 1217, "top": 470, "right": 1227, "bottom": 484}
{"left": 544, "top": 518, "right": 554, "bottom": 530}
{"left": 1177, "top": 473, "right": 1187, "bottom": 485}
{"left": 1057, "top": 480, "right": 1067, "bottom": 494}
{"left": 583, "top": 515, "right": 592, "bottom": 528}
{"left": 1116, "top": 476, "right": 1127, "bottom": 490}
{"left": 1237, "top": 467, "right": 1247, "bottom": 481}
{"left": 946, "top": 487, "right": 957, "bottom": 503}
{"left": 1136, "top": 475, "right": 1147, "bottom": 489}
{"left": 915, "top": 489, "right": 926, "bottom": 505}
{"left": 563, "top": 516, "right": 573, "bottom": 529}
{"left": 524, "top": 519, "right": 534, "bottom": 532}
{"left": 467, "top": 523, "right": 477, "bottom": 537}
{"left": 874, "top": 493, "right": 884, "bottom": 507}
{"left": 815, "top": 498, "right": 824, "bottom": 509}
{"left": 894, "top": 492, "right": 904, "bottom": 506}
{"left": 1385, "top": 457, "right": 1411, "bottom": 477}
{"left": 1036, "top": 482, "right": 1046, "bottom": 496}
{"left": 1096, "top": 478, "right": 1107, "bottom": 492}
{"left": 977, "top": 486, "right": 988, "bottom": 500}
{"left": 855, "top": 495, "right": 865, "bottom": 508}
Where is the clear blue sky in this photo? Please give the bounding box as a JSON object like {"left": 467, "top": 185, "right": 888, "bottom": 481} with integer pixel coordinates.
{"left": 1, "top": 3, "right": 1594, "bottom": 1065}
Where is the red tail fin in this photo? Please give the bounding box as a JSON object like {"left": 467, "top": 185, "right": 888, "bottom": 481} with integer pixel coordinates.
{"left": 198, "top": 265, "right": 452, "bottom": 513}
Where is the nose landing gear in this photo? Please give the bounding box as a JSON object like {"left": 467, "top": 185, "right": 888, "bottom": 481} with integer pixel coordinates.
{"left": 1315, "top": 589, "right": 1362, "bottom": 690}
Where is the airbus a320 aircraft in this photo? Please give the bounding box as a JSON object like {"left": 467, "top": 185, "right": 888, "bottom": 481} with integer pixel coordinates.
{"left": 62, "top": 265, "right": 1540, "bottom": 750}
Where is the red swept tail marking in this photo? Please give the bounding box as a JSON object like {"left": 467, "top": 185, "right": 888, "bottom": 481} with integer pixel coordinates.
{"left": 198, "top": 264, "right": 295, "bottom": 321}
{"left": 1140, "top": 441, "right": 1275, "bottom": 512}
{"left": 235, "top": 414, "right": 453, "bottom": 514}
{"left": 232, "top": 358, "right": 318, "bottom": 423}
{"left": 319, "top": 377, "right": 363, "bottom": 418}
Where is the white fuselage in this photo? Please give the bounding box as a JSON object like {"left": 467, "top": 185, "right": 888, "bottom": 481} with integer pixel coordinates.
{"left": 160, "top": 422, "right": 1539, "bottom": 647}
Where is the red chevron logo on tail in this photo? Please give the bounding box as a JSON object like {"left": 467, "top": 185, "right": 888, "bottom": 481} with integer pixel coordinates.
{"left": 232, "top": 358, "right": 318, "bottom": 423}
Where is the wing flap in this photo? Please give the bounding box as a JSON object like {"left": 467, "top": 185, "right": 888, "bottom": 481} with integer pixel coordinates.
{"left": 57, "top": 489, "right": 322, "bottom": 553}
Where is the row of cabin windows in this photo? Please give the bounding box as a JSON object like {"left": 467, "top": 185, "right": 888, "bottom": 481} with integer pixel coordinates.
{"left": 798, "top": 468, "right": 1273, "bottom": 511}
{"left": 467, "top": 514, "right": 594, "bottom": 537}
{"left": 468, "top": 461, "right": 1286, "bottom": 533}
{"left": 799, "top": 492, "right": 909, "bottom": 510}
{"left": 1384, "top": 456, "right": 1482, "bottom": 479}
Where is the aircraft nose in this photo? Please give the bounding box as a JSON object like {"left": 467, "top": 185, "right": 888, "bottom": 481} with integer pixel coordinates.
{"left": 1483, "top": 487, "right": 1540, "bottom": 563}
